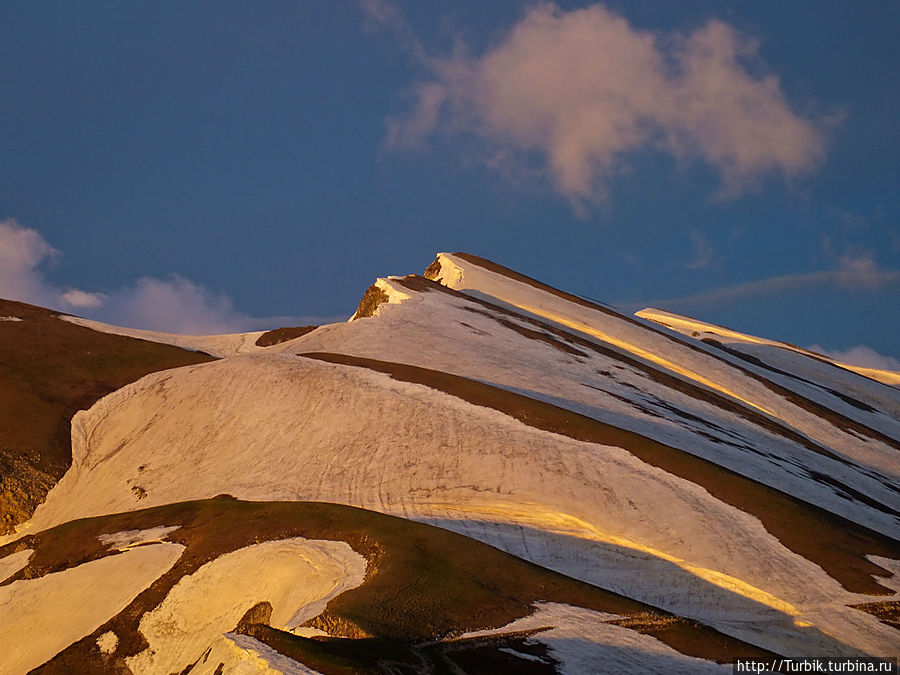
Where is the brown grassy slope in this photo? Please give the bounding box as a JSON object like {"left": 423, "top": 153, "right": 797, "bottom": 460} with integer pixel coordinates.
{"left": 300, "top": 352, "right": 900, "bottom": 596}
{"left": 0, "top": 298, "right": 214, "bottom": 533}
{"left": 2, "top": 497, "right": 773, "bottom": 674}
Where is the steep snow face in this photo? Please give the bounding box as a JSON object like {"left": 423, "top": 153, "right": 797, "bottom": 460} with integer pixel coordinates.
{"left": 637, "top": 308, "right": 900, "bottom": 388}
{"left": 126, "top": 537, "right": 365, "bottom": 675}
{"left": 14, "top": 354, "right": 899, "bottom": 656}
{"left": 0, "top": 542, "right": 184, "bottom": 674}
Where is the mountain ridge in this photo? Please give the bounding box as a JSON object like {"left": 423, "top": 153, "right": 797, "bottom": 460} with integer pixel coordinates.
{"left": 0, "top": 252, "right": 897, "bottom": 673}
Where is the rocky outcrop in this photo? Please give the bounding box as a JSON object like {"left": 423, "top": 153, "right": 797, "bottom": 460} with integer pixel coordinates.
{"left": 351, "top": 285, "right": 390, "bottom": 320}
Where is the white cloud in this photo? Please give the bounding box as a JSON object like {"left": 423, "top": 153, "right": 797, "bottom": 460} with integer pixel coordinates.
{"left": 0, "top": 219, "right": 336, "bottom": 334}
{"left": 385, "top": 3, "right": 827, "bottom": 207}
{"left": 0, "top": 218, "right": 60, "bottom": 308}
{"left": 808, "top": 344, "right": 900, "bottom": 373}
{"left": 833, "top": 252, "right": 898, "bottom": 290}
{"left": 91, "top": 275, "right": 247, "bottom": 335}
{"left": 59, "top": 289, "right": 107, "bottom": 309}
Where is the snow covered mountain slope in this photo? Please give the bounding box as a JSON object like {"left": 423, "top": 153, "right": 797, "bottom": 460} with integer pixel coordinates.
{"left": 2, "top": 253, "right": 898, "bottom": 673}
{"left": 637, "top": 307, "right": 900, "bottom": 388}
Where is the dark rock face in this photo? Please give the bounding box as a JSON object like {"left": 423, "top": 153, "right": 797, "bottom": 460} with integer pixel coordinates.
{"left": 235, "top": 601, "right": 274, "bottom": 632}
{"left": 424, "top": 257, "right": 443, "bottom": 281}
{"left": 353, "top": 285, "right": 390, "bottom": 320}
{"left": 255, "top": 326, "right": 318, "bottom": 347}
{"left": 0, "top": 449, "right": 56, "bottom": 534}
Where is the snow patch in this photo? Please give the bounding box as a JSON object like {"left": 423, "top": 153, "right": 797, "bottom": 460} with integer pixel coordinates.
{"left": 433, "top": 253, "right": 465, "bottom": 285}
{"left": 862, "top": 556, "right": 900, "bottom": 596}
{"left": 0, "top": 542, "right": 183, "bottom": 674}
{"left": 289, "top": 626, "right": 331, "bottom": 638}
{"left": 96, "top": 630, "right": 118, "bottom": 655}
{"left": 98, "top": 525, "right": 181, "bottom": 551}
{"left": 0, "top": 548, "right": 33, "bottom": 583}
{"left": 126, "top": 537, "right": 366, "bottom": 675}
{"left": 0, "top": 315, "right": 22, "bottom": 321}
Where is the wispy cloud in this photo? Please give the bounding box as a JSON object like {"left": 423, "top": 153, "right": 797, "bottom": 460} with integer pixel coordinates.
{"left": 92, "top": 275, "right": 253, "bottom": 335}
{"left": 358, "top": 0, "right": 426, "bottom": 63}
{"left": 809, "top": 344, "right": 900, "bottom": 373}
{"left": 683, "top": 230, "right": 716, "bottom": 270}
{"left": 379, "top": 2, "right": 829, "bottom": 209}
{"left": 0, "top": 219, "right": 338, "bottom": 333}
{"left": 637, "top": 253, "right": 900, "bottom": 310}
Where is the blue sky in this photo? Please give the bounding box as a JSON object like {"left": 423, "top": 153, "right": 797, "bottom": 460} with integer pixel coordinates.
{"left": 1, "top": 1, "right": 898, "bottom": 367}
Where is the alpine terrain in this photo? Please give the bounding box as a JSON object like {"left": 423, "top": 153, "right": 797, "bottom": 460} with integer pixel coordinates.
{"left": 0, "top": 252, "right": 897, "bottom": 674}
